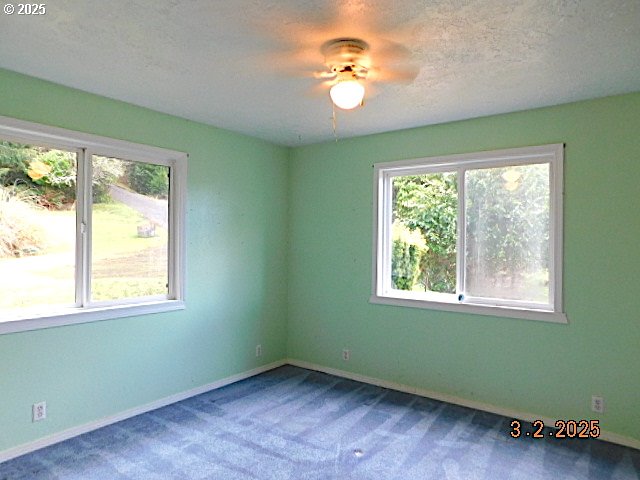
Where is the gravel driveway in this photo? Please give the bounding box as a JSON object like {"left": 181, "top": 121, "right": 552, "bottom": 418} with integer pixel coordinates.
{"left": 109, "top": 185, "right": 168, "bottom": 228}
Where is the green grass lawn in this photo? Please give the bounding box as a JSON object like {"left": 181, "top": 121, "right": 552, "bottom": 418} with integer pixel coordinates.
{"left": 0, "top": 201, "right": 168, "bottom": 310}
{"left": 92, "top": 202, "right": 166, "bottom": 258}
{"left": 91, "top": 202, "right": 168, "bottom": 301}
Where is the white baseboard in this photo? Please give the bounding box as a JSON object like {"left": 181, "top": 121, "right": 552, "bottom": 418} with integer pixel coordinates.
{"left": 287, "top": 358, "right": 640, "bottom": 451}
{"left": 0, "top": 360, "right": 286, "bottom": 464}
{"left": 2, "top": 357, "right": 637, "bottom": 464}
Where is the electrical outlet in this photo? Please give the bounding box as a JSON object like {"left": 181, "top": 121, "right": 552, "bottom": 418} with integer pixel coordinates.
{"left": 255, "top": 344, "right": 262, "bottom": 357}
{"left": 32, "top": 401, "right": 47, "bottom": 422}
{"left": 342, "top": 349, "right": 350, "bottom": 361}
{"left": 591, "top": 395, "right": 604, "bottom": 413}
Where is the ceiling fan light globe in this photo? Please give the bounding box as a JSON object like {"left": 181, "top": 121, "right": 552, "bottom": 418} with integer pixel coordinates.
{"left": 330, "top": 80, "right": 365, "bottom": 110}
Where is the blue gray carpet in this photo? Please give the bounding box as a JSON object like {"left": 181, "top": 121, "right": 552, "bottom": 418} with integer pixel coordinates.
{"left": 1, "top": 365, "right": 638, "bottom": 479}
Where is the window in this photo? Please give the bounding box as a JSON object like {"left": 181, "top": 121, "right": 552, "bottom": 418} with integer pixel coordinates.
{"left": 372, "top": 144, "right": 566, "bottom": 323}
{"left": 0, "top": 116, "right": 186, "bottom": 334}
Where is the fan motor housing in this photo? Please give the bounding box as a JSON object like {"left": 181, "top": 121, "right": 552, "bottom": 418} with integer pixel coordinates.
{"left": 322, "top": 38, "right": 370, "bottom": 77}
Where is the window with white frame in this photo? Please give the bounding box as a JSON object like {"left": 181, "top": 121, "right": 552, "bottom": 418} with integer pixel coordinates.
{"left": 0, "top": 116, "right": 186, "bottom": 333}
{"left": 372, "top": 144, "right": 565, "bottom": 323}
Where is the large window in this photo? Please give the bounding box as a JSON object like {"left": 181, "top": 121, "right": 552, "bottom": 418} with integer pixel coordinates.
{"left": 372, "top": 144, "right": 565, "bottom": 323}
{"left": 0, "top": 116, "right": 186, "bottom": 334}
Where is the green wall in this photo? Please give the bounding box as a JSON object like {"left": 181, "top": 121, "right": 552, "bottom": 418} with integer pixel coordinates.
{"left": 287, "top": 92, "right": 640, "bottom": 442}
{"left": 1, "top": 66, "right": 638, "bottom": 453}
{"left": 0, "top": 68, "right": 289, "bottom": 452}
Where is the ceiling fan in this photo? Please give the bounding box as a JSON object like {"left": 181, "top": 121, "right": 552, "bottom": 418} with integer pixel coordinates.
{"left": 317, "top": 38, "right": 370, "bottom": 110}
{"left": 315, "top": 37, "right": 418, "bottom": 110}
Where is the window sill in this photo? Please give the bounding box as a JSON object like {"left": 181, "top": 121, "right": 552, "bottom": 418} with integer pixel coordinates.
{"left": 369, "top": 294, "right": 568, "bottom": 324}
{"left": 0, "top": 300, "right": 186, "bottom": 335}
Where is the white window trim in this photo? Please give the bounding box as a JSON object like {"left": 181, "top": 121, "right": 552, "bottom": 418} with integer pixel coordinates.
{"left": 371, "top": 144, "right": 567, "bottom": 324}
{"left": 0, "top": 115, "right": 187, "bottom": 335}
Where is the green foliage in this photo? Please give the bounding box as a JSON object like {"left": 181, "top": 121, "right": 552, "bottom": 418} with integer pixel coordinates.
{"left": 0, "top": 143, "right": 131, "bottom": 207}
{"left": 393, "top": 173, "right": 458, "bottom": 293}
{"left": 125, "top": 162, "right": 168, "bottom": 198}
{"left": 92, "top": 156, "right": 125, "bottom": 203}
{"left": 0, "top": 141, "right": 35, "bottom": 186}
{"left": 465, "top": 165, "right": 549, "bottom": 297}
{"left": 0, "top": 141, "right": 76, "bottom": 208}
{"left": 31, "top": 150, "right": 77, "bottom": 207}
{"left": 36, "top": 150, "right": 75, "bottom": 187}
{"left": 391, "top": 221, "right": 426, "bottom": 290}
{"left": 0, "top": 186, "right": 46, "bottom": 258}
{"left": 391, "top": 165, "right": 550, "bottom": 298}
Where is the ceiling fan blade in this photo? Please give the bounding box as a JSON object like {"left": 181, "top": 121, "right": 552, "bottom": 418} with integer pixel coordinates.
{"left": 368, "top": 64, "right": 420, "bottom": 84}
{"left": 315, "top": 71, "right": 337, "bottom": 80}
{"left": 287, "top": 69, "right": 334, "bottom": 80}
{"left": 307, "top": 80, "right": 334, "bottom": 98}
{"left": 258, "top": 48, "right": 325, "bottom": 76}
{"left": 369, "top": 38, "right": 413, "bottom": 64}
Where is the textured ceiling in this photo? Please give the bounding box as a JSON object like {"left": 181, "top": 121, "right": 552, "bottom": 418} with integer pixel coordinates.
{"left": 0, "top": 0, "right": 639, "bottom": 146}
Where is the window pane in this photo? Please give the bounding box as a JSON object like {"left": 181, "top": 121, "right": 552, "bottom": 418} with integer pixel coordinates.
{"left": 391, "top": 172, "right": 458, "bottom": 294}
{"left": 91, "top": 156, "right": 169, "bottom": 301}
{"left": 0, "top": 140, "right": 76, "bottom": 311}
{"left": 464, "top": 163, "right": 550, "bottom": 303}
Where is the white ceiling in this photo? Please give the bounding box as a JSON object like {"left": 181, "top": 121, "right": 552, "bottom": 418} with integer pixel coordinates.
{"left": 0, "top": 1, "right": 638, "bottom": 146}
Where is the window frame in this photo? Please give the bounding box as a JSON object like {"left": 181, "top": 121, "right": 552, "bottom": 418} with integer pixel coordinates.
{"left": 371, "top": 144, "right": 567, "bottom": 324}
{"left": 0, "top": 115, "right": 187, "bottom": 334}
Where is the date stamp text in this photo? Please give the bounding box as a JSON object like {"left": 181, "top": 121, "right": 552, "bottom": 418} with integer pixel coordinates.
{"left": 510, "top": 419, "right": 601, "bottom": 439}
